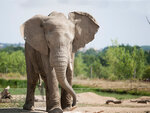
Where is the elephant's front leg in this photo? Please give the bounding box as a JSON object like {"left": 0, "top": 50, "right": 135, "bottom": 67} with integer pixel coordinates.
{"left": 23, "top": 48, "right": 39, "bottom": 110}
{"left": 23, "top": 69, "right": 39, "bottom": 110}
{"left": 41, "top": 55, "right": 62, "bottom": 113}
{"left": 61, "top": 62, "right": 74, "bottom": 110}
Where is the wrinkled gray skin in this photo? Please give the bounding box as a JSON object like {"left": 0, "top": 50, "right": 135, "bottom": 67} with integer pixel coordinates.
{"left": 20, "top": 11, "right": 99, "bottom": 113}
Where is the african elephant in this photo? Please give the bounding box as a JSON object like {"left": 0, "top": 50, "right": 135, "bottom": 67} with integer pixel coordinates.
{"left": 20, "top": 11, "right": 99, "bottom": 113}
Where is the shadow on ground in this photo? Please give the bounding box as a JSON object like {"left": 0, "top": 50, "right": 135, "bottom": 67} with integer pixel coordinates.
{"left": 0, "top": 108, "right": 46, "bottom": 113}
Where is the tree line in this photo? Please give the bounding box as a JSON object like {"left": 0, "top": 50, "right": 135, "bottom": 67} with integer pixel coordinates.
{"left": 0, "top": 46, "right": 25, "bottom": 75}
{"left": 0, "top": 43, "right": 150, "bottom": 80}
{"left": 74, "top": 41, "right": 150, "bottom": 80}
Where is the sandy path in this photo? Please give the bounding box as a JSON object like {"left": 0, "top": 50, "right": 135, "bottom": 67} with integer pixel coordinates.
{"left": 0, "top": 92, "right": 150, "bottom": 113}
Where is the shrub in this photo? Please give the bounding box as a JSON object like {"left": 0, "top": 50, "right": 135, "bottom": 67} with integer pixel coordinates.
{"left": 142, "top": 66, "right": 150, "bottom": 80}
{"left": 108, "top": 73, "right": 118, "bottom": 81}
{"left": 0, "top": 79, "right": 27, "bottom": 88}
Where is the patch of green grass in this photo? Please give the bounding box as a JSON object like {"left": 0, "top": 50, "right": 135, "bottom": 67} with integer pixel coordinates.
{"left": 0, "top": 84, "right": 149, "bottom": 101}
{"left": 0, "top": 88, "right": 41, "bottom": 95}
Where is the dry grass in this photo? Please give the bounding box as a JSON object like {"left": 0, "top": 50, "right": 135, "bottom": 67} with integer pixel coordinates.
{"left": 73, "top": 77, "right": 150, "bottom": 92}
{"left": 0, "top": 73, "right": 26, "bottom": 80}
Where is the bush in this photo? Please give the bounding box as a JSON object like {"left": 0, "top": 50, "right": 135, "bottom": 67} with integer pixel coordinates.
{"left": 108, "top": 73, "right": 118, "bottom": 81}
{"left": 74, "top": 53, "right": 87, "bottom": 76}
{"left": 0, "top": 79, "right": 8, "bottom": 87}
{"left": 0, "top": 51, "right": 26, "bottom": 75}
{"left": 0, "top": 79, "right": 27, "bottom": 88}
{"left": 142, "top": 66, "right": 150, "bottom": 80}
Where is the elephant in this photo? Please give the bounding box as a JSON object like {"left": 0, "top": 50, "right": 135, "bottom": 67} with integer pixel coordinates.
{"left": 20, "top": 11, "right": 99, "bottom": 113}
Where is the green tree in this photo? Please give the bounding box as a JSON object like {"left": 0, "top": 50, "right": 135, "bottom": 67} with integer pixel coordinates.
{"left": 74, "top": 53, "right": 87, "bottom": 76}
{"left": 0, "top": 52, "right": 9, "bottom": 73}
{"left": 7, "top": 51, "right": 26, "bottom": 75}
{"left": 145, "top": 51, "right": 150, "bottom": 65}
{"left": 0, "top": 51, "right": 26, "bottom": 75}
{"left": 84, "top": 48, "right": 98, "bottom": 56}
{"left": 74, "top": 41, "right": 146, "bottom": 80}
{"left": 0, "top": 46, "right": 24, "bottom": 53}
{"left": 143, "top": 66, "right": 150, "bottom": 80}
{"left": 104, "top": 43, "right": 146, "bottom": 80}
{"left": 132, "top": 47, "right": 146, "bottom": 79}
{"left": 90, "top": 59, "right": 103, "bottom": 78}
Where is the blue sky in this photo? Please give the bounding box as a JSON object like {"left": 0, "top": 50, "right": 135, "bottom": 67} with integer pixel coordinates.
{"left": 0, "top": 0, "right": 150, "bottom": 49}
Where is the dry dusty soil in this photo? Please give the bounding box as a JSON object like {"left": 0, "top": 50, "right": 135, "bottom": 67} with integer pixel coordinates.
{"left": 0, "top": 92, "right": 150, "bottom": 113}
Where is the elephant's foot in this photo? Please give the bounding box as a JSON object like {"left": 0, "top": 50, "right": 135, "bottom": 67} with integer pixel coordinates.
{"left": 23, "top": 103, "right": 35, "bottom": 111}
{"left": 48, "top": 108, "right": 63, "bottom": 113}
{"left": 61, "top": 101, "right": 72, "bottom": 110}
{"left": 62, "top": 106, "right": 71, "bottom": 111}
{"left": 63, "top": 106, "right": 77, "bottom": 111}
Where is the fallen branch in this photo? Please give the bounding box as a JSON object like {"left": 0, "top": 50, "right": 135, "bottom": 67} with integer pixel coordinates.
{"left": 130, "top": 100, "right": 150, "bottom": 104}
{"left": 106, "top": 100, "right": 122, "bottom": 104}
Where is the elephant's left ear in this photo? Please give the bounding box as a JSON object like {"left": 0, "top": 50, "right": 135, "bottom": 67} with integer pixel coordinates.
{"left": 68, "top": 12, "right": 99, "bottom": 52}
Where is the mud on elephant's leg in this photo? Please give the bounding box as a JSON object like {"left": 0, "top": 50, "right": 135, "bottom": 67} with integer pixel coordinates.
{"left": 23, "top": 63, "right": 39, "bottom": 110}
{"left": 61, "top": 64, "right": 73, "bottom": 110}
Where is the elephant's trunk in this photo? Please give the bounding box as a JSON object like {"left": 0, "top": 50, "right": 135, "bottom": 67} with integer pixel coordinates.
{"left": 52, "top": 55, "right": 76, "bottom": 107}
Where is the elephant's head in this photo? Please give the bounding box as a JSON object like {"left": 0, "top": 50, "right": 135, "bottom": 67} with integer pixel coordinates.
{"left": 20, "top": 11, "right": 99, "bottom": 107}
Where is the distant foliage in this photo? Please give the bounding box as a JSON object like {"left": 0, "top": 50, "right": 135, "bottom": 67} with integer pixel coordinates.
{"left": 0, "top": 46, "right": 24, "bottom": 53}
{"left": 143, "top": 66, "right": 150, "bottom": 80}
{"left": 145, "top": 51, "right": 150, "bottom": 65}
{"left": 0, "top": 43, "right": 149, "bottom": 80}
{"left": 74, "top": 53, "right": 87, "bottom": 76}
{"left": 74, "top": 41, "right": 148, "bottom": 80}
{"left": 0, "top": 46, "right": 26, "bottom": 75}
{"left": 104, "top": 45, "right": 145, "bottom": 80}
{"left": 141, "top": 46, "right": 150, "bottom": 51}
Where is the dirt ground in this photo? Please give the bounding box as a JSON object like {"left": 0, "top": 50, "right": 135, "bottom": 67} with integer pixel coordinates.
{"left": 0, "top": 92, "right": 150, "bottom": 113}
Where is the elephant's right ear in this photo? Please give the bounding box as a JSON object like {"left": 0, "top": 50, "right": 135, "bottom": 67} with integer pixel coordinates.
{"left": 20, "top": 15, "right": 48, "bottom": 55}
